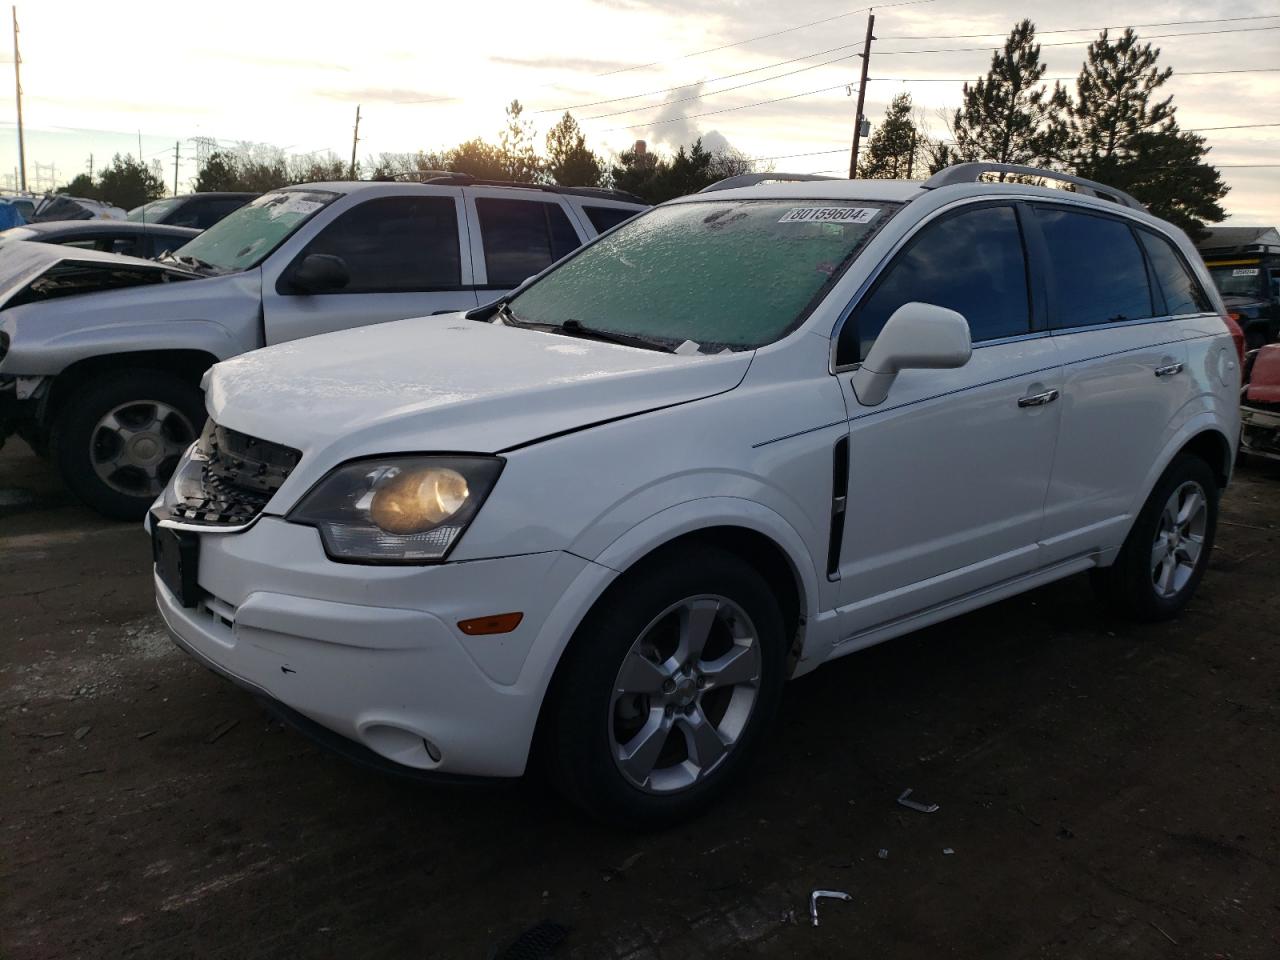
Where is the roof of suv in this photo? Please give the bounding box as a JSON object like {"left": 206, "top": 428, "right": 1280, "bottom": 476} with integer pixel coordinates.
{"left": 288, "top": 179, "right": 647, "bottom": 206}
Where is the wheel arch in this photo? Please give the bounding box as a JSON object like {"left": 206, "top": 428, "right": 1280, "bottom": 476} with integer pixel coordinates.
{"left": 39, "top": 349, "right": 218, "bottom": 428}
{"left": 524, "top": 505, "right": 818, "bottom": 772}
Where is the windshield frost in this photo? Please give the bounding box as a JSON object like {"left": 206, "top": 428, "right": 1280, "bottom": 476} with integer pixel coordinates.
{"left": 171, "top": 190, "right": 338, "bottom": 273}
{"left": 508, "top": 199, "right": 897, "bottom": 351}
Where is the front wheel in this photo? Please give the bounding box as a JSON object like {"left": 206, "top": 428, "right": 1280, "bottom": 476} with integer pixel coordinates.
{"left": 1091, "top": 454, "right": 1219, "bottom": 621}
{"left": 51, "top": 370, "right": 205, "bottom": 520}
{"left": 546, "top": 545, "right": 787, "bottom": 828}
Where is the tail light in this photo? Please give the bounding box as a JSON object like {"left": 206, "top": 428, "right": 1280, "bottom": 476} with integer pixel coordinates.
{"left": 1222, "top": 313, "right": 1246, "bottom": 368}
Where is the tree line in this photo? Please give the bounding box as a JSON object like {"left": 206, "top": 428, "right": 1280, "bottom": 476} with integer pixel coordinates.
{"left": 858, "top": 22, "right": 1227, "bottom": 238}
{"left": 58, "top": 21, "right": 1228, "bottom": 236}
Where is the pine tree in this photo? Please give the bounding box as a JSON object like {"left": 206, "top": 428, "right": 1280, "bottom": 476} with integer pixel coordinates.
{"left": 498, "top": 99, "right": 541, "bottom": 182}
{"left": 1060, "top": 29, "right": 1227, "bottom": 238}
{"left": 861, "top": 93, "right": 920, "bottom": 179}
{"left": 951, "top": 20, "right": 1057, "bottom": 169}
{"left": 545, "top": 113, "right": 604, "bottom": 187}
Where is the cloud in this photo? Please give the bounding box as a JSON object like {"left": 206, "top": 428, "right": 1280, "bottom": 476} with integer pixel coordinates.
{"left": 489, "top": 54, "right": 637, "bottom": 73}
{"left": 316, "top": 87, "right": 456, "bottom": 104}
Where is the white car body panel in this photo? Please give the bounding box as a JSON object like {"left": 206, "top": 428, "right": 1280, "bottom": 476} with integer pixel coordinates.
{"left": 153, "top": 176, "right": 1241, "bottom": 780}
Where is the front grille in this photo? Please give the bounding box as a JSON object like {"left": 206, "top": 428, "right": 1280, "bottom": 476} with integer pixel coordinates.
{"left": 169, "top": 421, "right": 302, "bottom": 526}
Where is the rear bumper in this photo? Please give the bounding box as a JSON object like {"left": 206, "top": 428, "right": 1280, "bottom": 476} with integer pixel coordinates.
{"left": 1240, "top": 403, "right": 1280, "bottom": 461}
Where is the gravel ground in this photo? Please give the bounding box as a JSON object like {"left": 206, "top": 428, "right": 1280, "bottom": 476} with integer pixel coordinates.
{"left": 2, "top": 439, "right": 1277, "bottom": 959}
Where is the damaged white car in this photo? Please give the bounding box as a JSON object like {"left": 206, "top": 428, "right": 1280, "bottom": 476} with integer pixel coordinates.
{"left": 152, "top": 164, "right": 1238, "bottom": 826}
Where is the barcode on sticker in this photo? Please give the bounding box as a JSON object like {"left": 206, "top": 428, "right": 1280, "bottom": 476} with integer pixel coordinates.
{"left": 779, "top": 206, "right": 880, "bottom": 224}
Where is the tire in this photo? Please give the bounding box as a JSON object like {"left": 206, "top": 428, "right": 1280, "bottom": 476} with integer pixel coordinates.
{"left": 1091, "top": 455, "right": 1219, "bottom": 622}
{"left": 545, "top": 544, "right": 787, "bottom": 828}
{"left": 51, "top": 369, "right": 205, "bottom": 521}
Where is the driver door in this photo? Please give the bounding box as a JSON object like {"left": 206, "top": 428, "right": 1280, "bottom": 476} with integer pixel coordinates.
{"left": 261, "top": 191, "right": 477, "bottom": 345}
{"left": 831, "top": 201, "right": 1063, "bottom": 643}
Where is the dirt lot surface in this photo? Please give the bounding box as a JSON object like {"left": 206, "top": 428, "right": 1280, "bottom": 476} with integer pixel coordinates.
{"left": 2, "top": 439, "right": 1278, "bottom": 960}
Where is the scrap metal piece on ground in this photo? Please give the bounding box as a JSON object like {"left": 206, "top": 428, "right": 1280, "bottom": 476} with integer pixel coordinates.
{"left": 897, "top": 788, "right": 940, "bottom": 813}
{"left": 809, "top": 889, "right": 853, "bottom": 927}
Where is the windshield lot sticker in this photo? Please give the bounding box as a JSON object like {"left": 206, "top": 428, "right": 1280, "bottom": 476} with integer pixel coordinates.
{"left": 1233, "top": 268, "right": 1260, "bottom": 277}
{"left": 779, "top": 206, "right": 880, "bottom": 224}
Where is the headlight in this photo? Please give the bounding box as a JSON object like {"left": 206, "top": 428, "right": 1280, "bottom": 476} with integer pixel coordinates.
{"left": 287, "top": 455, "right": 503, "bottom": 563}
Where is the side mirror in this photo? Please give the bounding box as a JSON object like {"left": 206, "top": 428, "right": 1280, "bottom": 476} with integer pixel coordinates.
{"left": 851, "top": 302, "right": 971, "bottom": 406}
{"left": 290, "top": 253, "right": 350, "bottom": 294}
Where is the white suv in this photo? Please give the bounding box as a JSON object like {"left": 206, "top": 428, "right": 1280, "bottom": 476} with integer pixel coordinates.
{"left": 151, "top": 163, "right": 1240, "bottom": 826}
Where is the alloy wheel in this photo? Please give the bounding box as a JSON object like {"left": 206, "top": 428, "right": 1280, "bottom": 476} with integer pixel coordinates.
{"left": 609, "top": 595, "right": 762, "bottom": 794}
{"left": 1150, "top": 480, "right": 1208, "bottom": 600}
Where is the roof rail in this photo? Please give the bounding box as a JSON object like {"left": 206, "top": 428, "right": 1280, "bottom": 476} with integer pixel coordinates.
{"left": 699, "top": 172, "right": 841, "bottom": 193}
{"left": 418, "top": 173, "right": 646, "bottom": 206}
{"left": 922, "top": 162, "right": 1145, "bottom": 210}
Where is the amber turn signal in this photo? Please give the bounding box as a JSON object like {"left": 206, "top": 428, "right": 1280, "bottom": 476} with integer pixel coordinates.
{"left": 457, "top": 612, "right": 524, "bottom": 636}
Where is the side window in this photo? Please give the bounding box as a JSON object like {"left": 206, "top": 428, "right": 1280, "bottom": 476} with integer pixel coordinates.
{"left": 192, "top": 198, "right": 251, "bottom": 229}
{"left": 298, "top": 195, "right": 461, "bottom": 293}
{"left": 110, "top": 237, "right": 144, "bottom": 257}
{"left": 583, "top": 205, "right": 638, "bottom": 233}
{"left": 1036, "top": 207, "right": 1154, "bottom": 328}
{"left": 59, "top": 237, "right": 103, "bottom": 250}
{"left": 838, "top": 203, "right": 1030, "bottom": 365}
{"left": 475, "top": 198, "right": 582, "bottom": 288}
{"left": 1136, "top": 230, "right": 1213, "bottom": 315}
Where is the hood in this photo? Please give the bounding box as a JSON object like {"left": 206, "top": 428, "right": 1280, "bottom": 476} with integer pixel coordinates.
{"left": 205, "top": 315, "right": 753, "bottom": 470}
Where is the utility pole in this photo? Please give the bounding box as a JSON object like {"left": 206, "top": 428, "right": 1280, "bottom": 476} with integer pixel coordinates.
{"left": 87, "top": 152, "right": 93, "bottom": 179}
{"left": 848, "top": 12, "right": 875, "bottom": 179}
{"left": 11, "top": 5, "right": 25, "bottom": 192}
{"left": 173, "top": 140, "right": 180, "bottom": 196}
{"left": 906, "top": 128, "right": 917, "bottom": 179}
{"left": 137, "top": 130, "right": 143, "bottom": 163}
{"left": 349, "top": 104, "right": 361, "bottom": 180}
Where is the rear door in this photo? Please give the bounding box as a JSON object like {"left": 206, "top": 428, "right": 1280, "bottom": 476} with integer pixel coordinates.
{"left": 261, "top": 191, "right": 477, "bottom": 344}
{"left": 1032, "top": 204, "right": 1206, "bottom": 565}
{"left": 832, "top": 201, "right": 1063, "bottom": 638}
{"left": 463, "top": 188, "right": 588, "bottom": 299}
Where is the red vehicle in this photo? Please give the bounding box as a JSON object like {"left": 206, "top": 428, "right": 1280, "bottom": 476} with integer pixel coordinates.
{"left": 1240, "top": 343, "right": 1280, "bottom": 462}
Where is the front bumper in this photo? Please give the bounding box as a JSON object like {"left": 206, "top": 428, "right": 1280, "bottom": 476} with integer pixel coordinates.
{"left": 155, "top": 516, "right": 592, "bottom": 777}
{"left": 1240, "top": 403, "right": 1280, "bottom": 462}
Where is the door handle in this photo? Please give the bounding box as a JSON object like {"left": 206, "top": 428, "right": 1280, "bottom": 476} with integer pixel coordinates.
{"left": 1017, "top": 388, "right": 1059, "bottom": 408}
{"left": 1154, "top": 361, "right": 1184, "bottom": 378}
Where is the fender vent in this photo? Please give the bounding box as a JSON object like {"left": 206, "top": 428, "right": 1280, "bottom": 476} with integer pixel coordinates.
{"left": 826, "top": 436, "right": 849, "bottom": 581}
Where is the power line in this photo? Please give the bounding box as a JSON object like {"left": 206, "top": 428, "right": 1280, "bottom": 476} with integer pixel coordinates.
{"left": 581, "top": 50, "right": 864, "bottom": 122}
{"left": 873, "top": 14, "right": 1279, "bottom": 41}
{"left": 870, "top": 67, "right": 1280, "bottom": 83}
{"left": 577, "top": 25, "right": 1278, "bottom": 128}
{"left": 869, "top": 24, "right": 1280, "bottom": 57}
{"left": 1189, "top": 123, "right": 1280, "bottom": 131}
{"left": 592, "top": 0, "right": 938, "bottom": 80}
{"left": 535, "top": 16, "right": 1280, "bottom": 118}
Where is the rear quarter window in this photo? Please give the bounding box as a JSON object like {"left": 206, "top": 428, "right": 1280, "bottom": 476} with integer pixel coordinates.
{"left": 583, "top": 205, "right": 640, "bottom": 233}
{"left": 1137, "top": 229, "right": 1213, "bottom": 315}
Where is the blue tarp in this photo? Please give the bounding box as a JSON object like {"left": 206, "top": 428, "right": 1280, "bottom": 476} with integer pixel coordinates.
{"left": 0, "top": 201, "right": 26, "bottom": 229}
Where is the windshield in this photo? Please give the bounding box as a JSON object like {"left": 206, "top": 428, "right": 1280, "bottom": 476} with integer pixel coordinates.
{"left": 1209, "top": 265, "right": 1265, "bottom": 299}
{"left": 169, "top": 190, "right": 337, "bottom": 273}
{"left": 507, "top": 199, "right": 897, "bottom": 351}
{"left": 128, "top": 198, "right": 181, "bottom": 222}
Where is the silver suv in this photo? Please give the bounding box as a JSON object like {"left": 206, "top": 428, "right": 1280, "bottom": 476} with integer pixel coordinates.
{"left": 0, "top": 177, "right": 645, "bottom": 518}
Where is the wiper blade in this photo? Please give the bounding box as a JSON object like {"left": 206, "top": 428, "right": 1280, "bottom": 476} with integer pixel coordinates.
{"left": 176, "top": 254, "right": 219, "bottom": 273}
{"left": 558, "top": 318, "right": 674, "bottom": 353}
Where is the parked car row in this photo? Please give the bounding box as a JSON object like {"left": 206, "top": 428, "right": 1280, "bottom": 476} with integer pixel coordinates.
{"left": 0, "top": 177, "right": 646, "bottom": 516}
{"left": 122, "top": 162, "right": 1237, "bottom": 825}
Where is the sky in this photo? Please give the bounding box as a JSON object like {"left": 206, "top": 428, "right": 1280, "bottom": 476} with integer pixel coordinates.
{"left": 1, "top": 0, "right": 1277, "bottom": 223}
